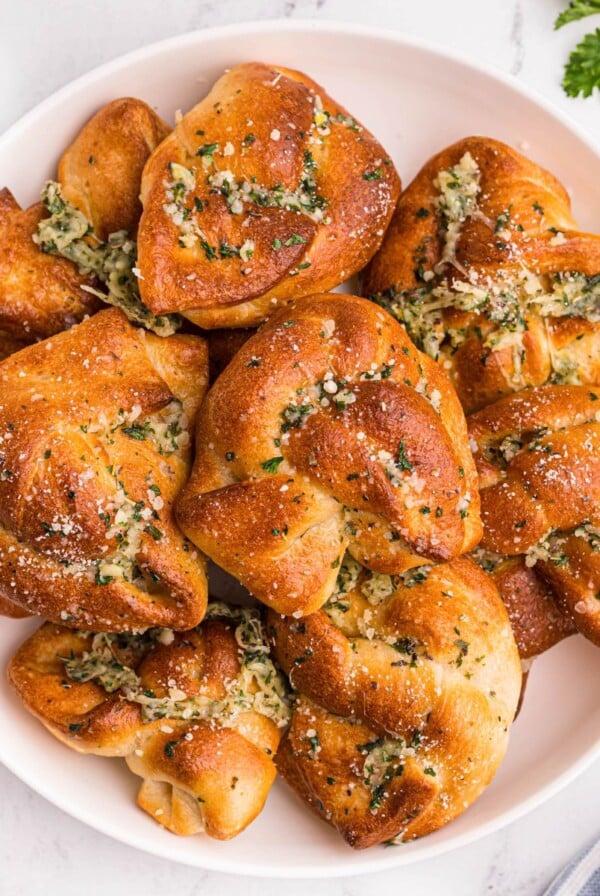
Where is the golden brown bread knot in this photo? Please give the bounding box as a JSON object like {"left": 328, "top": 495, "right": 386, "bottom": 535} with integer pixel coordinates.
{"left": 0, "top": 187, "right": 99, "bottom": 342}
{"left": 138, "top": 62, "right": 400, "bottom": 329}
{"left": 469, "top": 384, "right": 600, "bottom": 645}
{"left": 8, "top": 606, "right": 287, "bottom": 840}
{"left": 472, "top": 551, "right": 575, "bottom": 659}
{"left": 269, "top": 556, "right": 521, "bottom": 848}
{"left": 0, "top": 308, "right": 209, "bottom": 631}
{"left": 59, "top": 98, "right": 171, "bottom": 240}
{"left": 363, "top": 136, "right": 600, "bottom": 413}
{"left": 176, "top": 294, "right": 481, "bottom": 617}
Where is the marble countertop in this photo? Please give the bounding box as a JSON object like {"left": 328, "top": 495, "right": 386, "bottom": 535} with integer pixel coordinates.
{"left": 2, "top": 2, "right": 600, "bottom": 894}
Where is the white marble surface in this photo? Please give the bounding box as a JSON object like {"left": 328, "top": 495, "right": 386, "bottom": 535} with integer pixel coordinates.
{"left": 1, "top": 2, "right": 600, "bottom": 894}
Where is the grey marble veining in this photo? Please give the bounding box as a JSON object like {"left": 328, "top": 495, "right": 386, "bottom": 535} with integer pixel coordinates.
{"left": 510, "top": 0, "right": 524, "bottom": 76}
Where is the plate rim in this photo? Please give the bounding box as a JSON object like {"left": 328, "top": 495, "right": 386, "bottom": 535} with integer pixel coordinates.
{"left": 1, "top": 717, "right": 599, "bottom": 878}
{"left": 2, "top": 17, "right": 597, "bottom": 157}
{"left": 1, "top": 16, "right": 599, "bottom": 878}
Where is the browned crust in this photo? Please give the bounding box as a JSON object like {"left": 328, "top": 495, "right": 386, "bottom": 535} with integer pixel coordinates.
{"left": 138, "top": 62, "right": 400, "bottom": 327}
{"left": 363, "top": 136, "right": 600, "bottom": 412}
{"left": 0, "top": 187, "right": 99, "bottom": 341}
{"left": 469, "top": 385, "right": 600, "bottom": 645}
{"left": 176, "top": 294, "right": 481, "bottom": 616}
{"left": 276, "top": 700, "right": 439, "bottom": 849}
{"left": 488, "top": 556, "right": 575, "bottom": 659}
{"left": 0, "top": 308, "right": 209, "bottom": 631}
{"left": 59, "top": 98, "right": 171, "bottom": 239}
{"left": 270, "top": 557, "right": 521, "bottom": 848}
{"left": 8, "top": 618, "right": 281, "bottom": 840}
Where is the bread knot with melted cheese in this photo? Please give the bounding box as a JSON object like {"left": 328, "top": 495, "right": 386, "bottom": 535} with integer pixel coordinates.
{"left": 0, "top": 308, "right": 209, "bottom": 631}
{"left": 137, "top": 62, "right": 400, "bottom": 329}
{"left": 8, "top": 603, "right": 289, "bottom": 840}
{"left": 176, "top": 293, "right": 481, "bottom": 617}
{"left": 363, "top": 137, "right": 600, "bottom": 413}
{"left": 469, "top": 384, "right": 600, "bottom": 645}
{"left": 0, "top": 187, "right": 99, "bottom": 343}
{"left": 269, "top": 555, "right": 521, "bottom": 848}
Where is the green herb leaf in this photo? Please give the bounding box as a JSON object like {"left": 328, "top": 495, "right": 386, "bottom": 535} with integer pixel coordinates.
{"left": 396, "top": 439, "right": 414, "bottom": 472}
{"left": 284, "top": 233, "right": 307, "bottom": 246}
{"left": 563, "top": 28, "right": 600, "bottom": 97}
{"left": 196, "top": 142, "right": 218, "bottom": 157}
{"left": 555, "top": 0, "right": 600, "bottom": 29}
{"left": 122, "top": 425, "right": 147, "bottom": 441}
{"left": 261, "top": 456, "right": 284, "bottom": 473}
{"left": 145, "top": 523, "right": 164, "bottom": 542}
{"left": 363, "top": 168, "right": 383, "bottom": 181}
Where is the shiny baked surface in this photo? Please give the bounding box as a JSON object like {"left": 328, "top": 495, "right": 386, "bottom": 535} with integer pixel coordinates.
{"left": 364, "top": 136, "right": 600, "bottom": 413}
{"left": 0, "top": 309, "right": 209, "bottom": 630}
{"left": 8, "top": 607, "right": 286, "bottom": 840}
{"left": 270, "top": 556, "right": 521, "bottom": 847}
{"left": 138, "top": 62, "right": 400, "bottom": 328}
{"left": 176, "top": 293, "right": 481, "bottom": 616}
{"left": 59, "top": 97, "right": 170, "bottom": 240}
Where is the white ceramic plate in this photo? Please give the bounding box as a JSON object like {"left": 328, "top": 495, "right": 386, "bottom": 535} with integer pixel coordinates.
{"left": 1, "top": 18, "right": 599, "bottom": 879}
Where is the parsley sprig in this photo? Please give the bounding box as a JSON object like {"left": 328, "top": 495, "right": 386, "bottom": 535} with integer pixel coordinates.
{"left": 556, "top": 0, "right": 600, "bottom": 29}
{"left": 563, "top": 28, "right": 600, "bottom": 96}
{"left": 555, "top": 1, "right": 600, "bottom": 97}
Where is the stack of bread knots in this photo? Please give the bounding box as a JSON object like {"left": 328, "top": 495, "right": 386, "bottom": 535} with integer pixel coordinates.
{"left": 172, "top": 288, "right": 523, "bottom": 845}
{"left": 3, "top": 64, "right": 427, "bottom": 845}
{"left": 0, "top": 86, "right": 291, "bottom": 840}
{"left": 365, "top": 135, "right": 599, "bottom": 659}
{"left": 5, "top": 65, "right": 592, "bottom": 851}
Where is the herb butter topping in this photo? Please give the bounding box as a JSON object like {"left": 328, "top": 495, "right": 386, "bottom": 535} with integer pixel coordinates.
{"left": 42, "top": 400, "right": 189, "bottom": 591}
{"left": 359, "top": 735, "right": 427, "bottom": 814}
{"left": 524, "top": 521, "right": 600, "bottom": 569}
{"left": 374, "top": 269, "right": 600, "bottom": 380}
{"left": 433, "top": 151, "right": 481, "bottom": 273}
{"left": 35, "top": 182, "right": 181, "bottom": 336}
{"left": 370, "top": 151, "right": 600, "bottom": 384}
{"left": 59, "top": 602, "right": 291, "bottom": 729}
{"left": 159, "top": 88, "right": 382, "bottom": 264}
{"left": 323, "top": 555, "right": 430, "bottom": 635}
